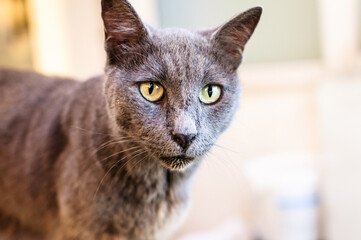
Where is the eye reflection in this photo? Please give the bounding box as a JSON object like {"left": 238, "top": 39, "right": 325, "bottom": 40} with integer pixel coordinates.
{"left": 139, "top": 82, "right": 164, "bottom": 102}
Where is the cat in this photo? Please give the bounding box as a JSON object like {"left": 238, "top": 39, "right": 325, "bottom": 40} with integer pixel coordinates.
{"left": 0, "top": 0, "right": 262, "bottom": 239}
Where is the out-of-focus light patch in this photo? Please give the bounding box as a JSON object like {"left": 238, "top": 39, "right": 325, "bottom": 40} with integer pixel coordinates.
{"left": 26, "top": 0, "right": 106, "bottom": 79}
{"left": 0, "top": 0, "right": 32, "bottom": 69}
{"left": 27, "top": 0, "right": 71, "bottom": 76}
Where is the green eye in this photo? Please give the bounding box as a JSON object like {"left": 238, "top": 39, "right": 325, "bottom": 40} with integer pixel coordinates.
{"left": 199, "top": 84, "right": 221, "bottom": 104}
{"left": 139, "top": 82, "right": 164, "bottom": 102}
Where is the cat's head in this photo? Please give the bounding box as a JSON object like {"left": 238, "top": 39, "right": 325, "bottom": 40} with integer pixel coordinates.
{"left": 101, "top": 0, "right": 261, "bottom": 171}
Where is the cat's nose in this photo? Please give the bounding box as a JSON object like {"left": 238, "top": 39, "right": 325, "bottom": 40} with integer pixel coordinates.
{"left": 172, "top": 133, "right": 196, "bottom": 151}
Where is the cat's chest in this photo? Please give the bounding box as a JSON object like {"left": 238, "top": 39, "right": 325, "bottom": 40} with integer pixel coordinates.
{"left": 94, "top": 175, "right": 190, "bottom": 239}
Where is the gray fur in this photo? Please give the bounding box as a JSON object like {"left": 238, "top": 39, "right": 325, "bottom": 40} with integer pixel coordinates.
{"left": 0, "top": 0, "right": 261, "bottom": 239}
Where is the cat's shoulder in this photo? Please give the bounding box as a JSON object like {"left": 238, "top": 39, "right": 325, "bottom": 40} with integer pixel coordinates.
{"left": 0, "top": 68, "right": 83, "bottom": 104}
{"left": 0, "top": 68, "right": 76, "bottom": 89}
{"left": 0, "top": 68, "right": 83, "bottom": 117}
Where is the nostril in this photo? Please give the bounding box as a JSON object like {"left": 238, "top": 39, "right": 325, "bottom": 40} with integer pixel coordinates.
{"left": 172, "top": 133, "right": 196, "bottom": 151}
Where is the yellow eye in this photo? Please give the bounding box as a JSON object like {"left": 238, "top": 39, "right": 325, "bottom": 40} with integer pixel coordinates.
{"left": 199, "top": 84, "right": 221, "bottom": 104}
{"left": 139, "top": 82, "right": 164, "bottom": 102}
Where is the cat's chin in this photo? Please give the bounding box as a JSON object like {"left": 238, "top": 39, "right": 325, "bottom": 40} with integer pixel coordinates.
{"left": 159, "top": 155, "right": 196, "bottom": 171}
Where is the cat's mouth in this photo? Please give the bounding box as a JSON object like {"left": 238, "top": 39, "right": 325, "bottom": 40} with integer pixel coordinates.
{"left": 159, "top": 155, "right": 195, "bottom": 171}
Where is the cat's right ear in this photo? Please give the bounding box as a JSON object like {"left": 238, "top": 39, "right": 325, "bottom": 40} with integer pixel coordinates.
{"left": 101, "top": 0, "right": 149, "bottom": 65}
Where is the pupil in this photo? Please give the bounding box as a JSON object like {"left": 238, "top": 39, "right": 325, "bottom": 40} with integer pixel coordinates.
{"left": 148, "top": 83, "right": 154, "bottom": 95}
{"left": 207, "top": 86, "right": 213, "bottom": 97}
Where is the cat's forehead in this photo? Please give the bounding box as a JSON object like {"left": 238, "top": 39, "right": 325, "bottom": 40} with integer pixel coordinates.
{"left": 152, "top": 29, "right": 210, "bottom": 56}
{"left": 147, "top": 29, "right": 214, "bottom": 82}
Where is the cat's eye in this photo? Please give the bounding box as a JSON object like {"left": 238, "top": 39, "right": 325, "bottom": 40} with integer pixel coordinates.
{"left": 139, "top": 82, "right": 165, "bottom": 102}
{"left": 199, "top": 84, "right": 222, "bottom": 104}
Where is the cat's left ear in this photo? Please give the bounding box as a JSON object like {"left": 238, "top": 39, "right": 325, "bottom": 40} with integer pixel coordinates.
{"left": 202, "top": 7, "right": 262, "bottom": 70}
{"left": 101, "top": 0, "right": 150, "bottom": 65}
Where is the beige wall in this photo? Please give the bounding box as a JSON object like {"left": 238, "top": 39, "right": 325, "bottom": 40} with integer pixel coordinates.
{"left": 27, "top": 0, "right": 105, "bottom": 79}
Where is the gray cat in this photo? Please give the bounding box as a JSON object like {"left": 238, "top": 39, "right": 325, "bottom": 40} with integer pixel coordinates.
{"left": 0, "top": 0, "right": 262, "bottom": 239}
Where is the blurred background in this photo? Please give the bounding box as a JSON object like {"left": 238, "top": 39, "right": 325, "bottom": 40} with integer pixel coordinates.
{"left": 0, "top": 0, "right": 360, "bottom": 239}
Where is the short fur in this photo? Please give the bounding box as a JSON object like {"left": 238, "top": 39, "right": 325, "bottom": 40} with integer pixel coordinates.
{"left": 0, "top": 1, "right": 261, "bottom": 239}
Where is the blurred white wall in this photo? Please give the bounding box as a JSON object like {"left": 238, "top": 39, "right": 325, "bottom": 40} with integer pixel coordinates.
{"left": 318, "top": 0, "right": 360, "bottom": 69}
{"left": 318, "top": 72, "right": 361, "bottom": 240}
{"left": 157, "top": 0, "right": 321, "bottom": 64}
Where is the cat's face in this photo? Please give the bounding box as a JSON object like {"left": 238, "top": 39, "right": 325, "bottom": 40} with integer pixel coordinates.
{"left": 101, "top": 0, "right": 261, "bottom": 170}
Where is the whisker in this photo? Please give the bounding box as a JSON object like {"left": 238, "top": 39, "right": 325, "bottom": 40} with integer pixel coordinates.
{"left": 213, "top": 144, "right": 240, "bottom": 154}
{"left": 79, "top": 144, "right": 144, "bottom": 180}
{"left": 87, "top": 138, "right": 131, "bottom": 156}
{"left": 126, "top": 153, "right": 149, "bottom": 173}
{"left": 92, "top": 149, "right": 146, "bottom": 201}
{"left": 98, "top": 146, "right": 142, "bottom": 164}
{"left": 204, "top": 151, "right": 226, "bottom": 175}
{"left": 70, "top": 125, "right": 120, "bottom": 137}
{"left": 112, "top": 150, "right": 149, "bottom": 179}
{"left": 206, "top": 149, "right": 245, "bottom": 186}
{"left": 110, "top": 151, "right": 151, "bottom": 187}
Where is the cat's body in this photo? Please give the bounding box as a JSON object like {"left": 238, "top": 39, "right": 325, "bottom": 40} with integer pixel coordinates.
{"left": 0, "top": 70, "right": 191, "bottom": 239}
{"left": 0, "top": 1, "right": 261, "bottom": 239}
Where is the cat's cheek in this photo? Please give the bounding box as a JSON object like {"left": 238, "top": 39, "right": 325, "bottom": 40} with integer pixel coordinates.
{"left": 203, "top": 106, "right": 230, "bottom": 133}
{"left": 131, "top": 105, "right": 168, "bottom": 142}
{"left": 197, "top": 101, "right": 239, "bottom": 146}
